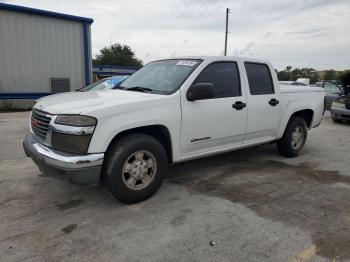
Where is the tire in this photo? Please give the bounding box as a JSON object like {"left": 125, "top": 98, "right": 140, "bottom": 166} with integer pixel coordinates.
{"left": 277, "top": 116, "right": 307, "bottom": 157}
{"left": 332, "top": 118, "right": 341, "bottom": 123}
{"left": 104, "top": 133, "right": 168, "bottom": 204}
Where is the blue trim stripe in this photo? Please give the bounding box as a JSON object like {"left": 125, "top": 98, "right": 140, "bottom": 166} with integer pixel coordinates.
{"left": 0, "top": 92, "right": 56, "bottom": 99}
{"left": 94, "top": 72, "right": 134, "bottom": 76}
{"left": 83, "top": 22, "right": 91, "bottom": 85}
{"left": 0, "top": 3, "right": 93, "bottom": 24}
{"left": 92, "top": 65, "right": 140, "bottom": 70}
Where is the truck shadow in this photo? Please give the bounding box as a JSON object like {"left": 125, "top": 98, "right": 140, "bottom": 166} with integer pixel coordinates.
{"left": 167, "top": 145, "right": 350, "bottom": 261}
{"left": 332, "top": 121, "right": 350, "bottom": 126}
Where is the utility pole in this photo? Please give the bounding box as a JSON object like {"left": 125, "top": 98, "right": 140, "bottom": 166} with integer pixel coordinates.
{"left": 224, "top": 8, "right": 230, "bottom": 56}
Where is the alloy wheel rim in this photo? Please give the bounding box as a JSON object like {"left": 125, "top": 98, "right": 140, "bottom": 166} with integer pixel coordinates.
{"left": 122, "top": 150, "right": 157, "bottom": 190}
{"left": 291, "top": 126, "right": 304, "bottom": 150}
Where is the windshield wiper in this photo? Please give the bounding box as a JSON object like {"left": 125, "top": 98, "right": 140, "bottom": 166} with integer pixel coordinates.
{"left": 125, "top": 86, "right": 153, "bottom": 93}
{"left": 113, "top": 85, "right": 127, "bottom": 90}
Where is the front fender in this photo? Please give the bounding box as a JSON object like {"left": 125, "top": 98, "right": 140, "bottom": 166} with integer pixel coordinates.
{"left": 87, "top": 103, "right": 181, "bottom": 161}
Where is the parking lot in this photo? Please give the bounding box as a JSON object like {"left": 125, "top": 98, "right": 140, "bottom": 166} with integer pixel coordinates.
{"left": 0, "top": 111, "right": 350, "bottom": 262}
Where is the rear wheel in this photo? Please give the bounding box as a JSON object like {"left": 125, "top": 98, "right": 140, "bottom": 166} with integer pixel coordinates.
{"left": 104, "top": 134, "right": 167, "bottom": 203}
{"left": 277, "top": 116, "right": 307, "bottom": 157}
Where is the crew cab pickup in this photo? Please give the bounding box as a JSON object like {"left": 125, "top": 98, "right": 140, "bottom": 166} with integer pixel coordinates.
{"left": 23, "top": 56, "right": 325, "bottom": 203}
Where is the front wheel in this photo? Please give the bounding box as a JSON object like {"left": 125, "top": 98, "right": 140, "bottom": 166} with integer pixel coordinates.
{"left": 104, "top": 134, "right": 168, "bottom": 204}
{"left": 277, "top": 116, "right": 307, "bottom": 157}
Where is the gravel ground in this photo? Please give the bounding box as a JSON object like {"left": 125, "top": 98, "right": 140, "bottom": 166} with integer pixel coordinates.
{"left": 0, "top": 111, "right": 349, "bottom": 262}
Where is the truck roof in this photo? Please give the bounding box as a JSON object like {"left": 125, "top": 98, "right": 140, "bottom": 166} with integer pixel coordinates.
{"left": 169, "top": 56, "right": 269, "bottom": 64}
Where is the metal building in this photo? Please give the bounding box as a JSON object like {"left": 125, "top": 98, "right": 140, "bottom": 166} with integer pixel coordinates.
{"left": 0, "top": 3, "right": 93, "bottom": 109}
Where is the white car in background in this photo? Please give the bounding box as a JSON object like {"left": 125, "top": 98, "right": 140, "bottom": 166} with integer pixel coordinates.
{"left": 279, "top": 78, "right": 310, "bottom": 86}
{"left": 279, "top": 81, "right": 308, "bottom": 86}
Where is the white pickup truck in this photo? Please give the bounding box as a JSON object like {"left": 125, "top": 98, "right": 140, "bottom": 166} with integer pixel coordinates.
{"left": 24, "top": 56, "right": 325, "bottom": 203}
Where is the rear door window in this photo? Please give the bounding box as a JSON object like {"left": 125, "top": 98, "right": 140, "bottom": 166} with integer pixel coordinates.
{"left": 245, "top": 63, "right": 274, "bottom": 95}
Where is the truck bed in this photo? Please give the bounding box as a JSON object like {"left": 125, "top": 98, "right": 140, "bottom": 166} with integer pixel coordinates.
{"left": 280, "top": 85, "right": 324, "bottom": 93}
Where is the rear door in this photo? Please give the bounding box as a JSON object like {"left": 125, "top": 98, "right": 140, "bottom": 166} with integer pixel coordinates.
{"left": 243, "top": 62, "right": 282, "bottom": 144}
{"left": 181, "top": 60, "right": 247, "bottom": 156}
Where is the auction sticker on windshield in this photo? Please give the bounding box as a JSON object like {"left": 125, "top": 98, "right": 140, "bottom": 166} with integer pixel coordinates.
{"left": 176, "top": 60, "right": 197, "bottom": 67}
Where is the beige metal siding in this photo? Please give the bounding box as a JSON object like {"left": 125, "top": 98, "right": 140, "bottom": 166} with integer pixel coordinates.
{"left": 0, "top": 9, "right": 87, "bottom": 108}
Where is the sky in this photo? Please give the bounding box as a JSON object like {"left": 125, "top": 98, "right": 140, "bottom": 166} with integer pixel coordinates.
{"left": 3, "top": 0, "right": 350, "bottom": 70}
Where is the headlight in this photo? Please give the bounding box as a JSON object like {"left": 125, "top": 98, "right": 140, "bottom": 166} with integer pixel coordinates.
{"left": 51, "top": 115, "right": 97, "bottom": 154}
{"left": 51, "top": 132, "right": 92, "bottom": 154}
{"left": 331, "top": 97, "right": 346, "bottom": 109}
{"left": 331, "top": 102, "right": 344, "bottom": 109}
{"left": 55, "top": 115, "right": 97, "bottom": 126}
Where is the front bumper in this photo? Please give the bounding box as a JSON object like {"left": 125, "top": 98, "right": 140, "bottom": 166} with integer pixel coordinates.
{"left": 331, "top": 108, "right": 350, "bottom": 121}
{"left": 23, "top": 133, "right": 104, "bottom": 184}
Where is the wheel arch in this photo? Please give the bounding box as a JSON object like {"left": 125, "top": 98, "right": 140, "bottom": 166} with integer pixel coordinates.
{"left": 105, "top": 124, "right": 173, "bottom": 164}
{"left": 277, "top": 108, "right": 314, "bottom": 139}
{"left": 290, "top": 109, "right": 314, "bottom": 128}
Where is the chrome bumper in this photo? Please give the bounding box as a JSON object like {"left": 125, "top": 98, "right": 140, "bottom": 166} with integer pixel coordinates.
{"left": 23, "top": 133, "right": 104, "bottom": 184}
{"left": 331, "top": 108, "right": 350, "bottom": 121}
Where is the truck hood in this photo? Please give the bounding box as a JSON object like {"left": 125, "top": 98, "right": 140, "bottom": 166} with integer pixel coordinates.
{"left": 34, "top": 90, "right": 165, "bottom": 115}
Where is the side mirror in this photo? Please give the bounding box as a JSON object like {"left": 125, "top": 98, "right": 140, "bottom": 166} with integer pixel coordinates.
{"left": 186, "top": 83, "right": 215, "bottom": 101}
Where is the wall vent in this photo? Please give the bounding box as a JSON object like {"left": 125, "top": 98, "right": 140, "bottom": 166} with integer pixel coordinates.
{"left": 50, "top": 78, "right": 70, "bottom": 93}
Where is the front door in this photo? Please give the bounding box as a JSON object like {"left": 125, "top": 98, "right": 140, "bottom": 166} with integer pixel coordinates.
{"left": 181, "top": 61, "right": 247, "bottom": 157}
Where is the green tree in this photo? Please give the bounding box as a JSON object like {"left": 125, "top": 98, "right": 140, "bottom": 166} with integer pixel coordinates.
{"left": 286, "top": 66, "right": 292, "bottom": 80}
{"left": 323, "top": 69, "right": 337, "bottom": 80}
{"left": 308, "top": 69, "right": 320, "bottom": 84}
{"left": 276, "top": 67, "right": 320, "bottom": 84}
{"left": 338, "top": 70, "right": 350, "bottom": 80}
{"left": 277, "top": 66, "right": 292, "bottom": 81}
{"left": 93, "top": 43, "right": 143, "bottom": 67}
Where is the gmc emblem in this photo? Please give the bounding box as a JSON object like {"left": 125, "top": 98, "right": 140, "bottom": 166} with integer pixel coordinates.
{"left": 31, "top": 118, "right": 40, "bottom": 128}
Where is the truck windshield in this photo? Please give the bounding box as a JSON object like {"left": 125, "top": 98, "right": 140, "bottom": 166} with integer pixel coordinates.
{"left": 119, "top": 59, "right": 201, "bottom": 95}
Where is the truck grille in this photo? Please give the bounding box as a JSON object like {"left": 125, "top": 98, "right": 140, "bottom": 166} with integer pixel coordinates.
{"left": 31, "top": 109, "right": 52, "bottom": 140}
